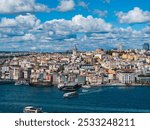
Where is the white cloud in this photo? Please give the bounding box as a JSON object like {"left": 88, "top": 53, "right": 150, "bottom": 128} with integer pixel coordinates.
{"left": 78, "top": 1, "right": 88, "bottom": 9}
{"left": 0, "top": 14, "right": 114, "bottom": 51}
{"left": 93, "top": 9, "right": 108, "bottom": 17}
{"left": 42, "top": 14, "right": 112, "bottom": 33}
{"left": 22, "top": 33, "right": 35, "bottom": 41}
{"left": 0, "top": 14, "right": 150, "bottom": 51}
{"left": 57, "top": 0, "right": 75, "bottom": 12}
{"left": 142, "top": 26, "right": 150, "bottom": 33}
{"left": 116, "top": 7, "right": 150, "bottom": 24}
{"left": 0, "top": 0, "right": 49, "bottom": 14}
{"left": 0, "top": 18, "right": 17, "bottom": 27}
{"left": 0, "top": 13, "right": 41, "bottom": 42}
{"left": 0, "top": 13, "right": 40, "bottom": 28}
{"left": 72, "top": 15, "right": 112, "bottom": 32}
{"left": 10, "top": 33, "right": 36, "bottom": 42}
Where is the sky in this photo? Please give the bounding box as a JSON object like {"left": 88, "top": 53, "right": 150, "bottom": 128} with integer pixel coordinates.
{"left": 0, "top": 0, "right": 150, "bottom": 52}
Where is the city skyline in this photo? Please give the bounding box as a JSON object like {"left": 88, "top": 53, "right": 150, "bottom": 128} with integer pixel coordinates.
{"left": 0, "top": 0, "right": 150, "bottom": 52}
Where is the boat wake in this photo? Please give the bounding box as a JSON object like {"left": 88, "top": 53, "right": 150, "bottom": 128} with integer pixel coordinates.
{"left": 79, "top": 88, "right": 102, "bottom": 95}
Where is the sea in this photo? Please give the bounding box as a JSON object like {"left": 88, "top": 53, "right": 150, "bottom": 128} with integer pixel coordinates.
{"left": 0, "top": 84, "right": 150, "bottom": 113}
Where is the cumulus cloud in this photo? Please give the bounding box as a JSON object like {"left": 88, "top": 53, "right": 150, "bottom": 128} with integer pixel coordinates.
{"left": 72, "top": 15, "right": 112, "bottom": 32}
{"left": 0, "top": 13, "right": 40, "bottom": 28}
{"left": 42, "top": 14, "right": 112, "bottom": 34}
{"left": 0, "top": 0, "right": 49, "bottom": 14}
{"left": 57, "top": 0, "right": 75, "bottom": 12}
{"left": 9, "top": 33, "right": 36, "bottom": 43}
{"left": 116, "top": 7, "right": 150, "bottom": 24}
{"left": 142, "top": 26, "right": 150, "bottom": 33}
{"left": 0, "top": 13, "right": 40, "bottom": 42}
{"left": 0, "top": 13, "right": 150, "bottom": 51}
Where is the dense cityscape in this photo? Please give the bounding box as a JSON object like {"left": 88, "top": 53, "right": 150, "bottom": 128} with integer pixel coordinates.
{"left": 1, "top": 43, "right": 150, "bottom": 88}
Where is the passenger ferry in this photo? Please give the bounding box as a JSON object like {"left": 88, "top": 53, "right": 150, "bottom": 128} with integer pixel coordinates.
{"left": 59, "top": 82, "right": 81, "bottom": 91}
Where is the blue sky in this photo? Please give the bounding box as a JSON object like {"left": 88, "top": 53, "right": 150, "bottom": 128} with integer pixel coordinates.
{"left": 0, "top": 0, "right": 150, "bottom": 52}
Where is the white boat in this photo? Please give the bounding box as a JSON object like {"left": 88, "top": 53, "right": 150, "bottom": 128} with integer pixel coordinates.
{"left": 63, "top": 91, "right": 78, "bottom": 98}
{"left": 23, "top": 106, "right": 43, "bottom": 113}
{"left": 82, "top": 84, "right": 91, "bottom": 89}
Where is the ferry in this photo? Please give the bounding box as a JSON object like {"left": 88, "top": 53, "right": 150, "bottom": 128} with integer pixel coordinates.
{"left": 63, "top": 91, "right": 78, "bottom": 98}
{"left": 61, "top": 82, "right": 81, "bottom": 91}
{"left": 23, "top": 106, "right": 43, "bottom": 113}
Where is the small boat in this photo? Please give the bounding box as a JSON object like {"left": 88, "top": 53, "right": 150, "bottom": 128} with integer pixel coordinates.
{"left": 23, "top": 106, "right": 43, "bottom": 113}
{"left": 63, "top": 91, "right": 78, "bottom": 98}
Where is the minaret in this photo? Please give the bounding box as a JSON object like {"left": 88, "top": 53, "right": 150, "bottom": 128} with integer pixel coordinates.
{"left": 72, "top": 45, "right": 78, "bottom": 56}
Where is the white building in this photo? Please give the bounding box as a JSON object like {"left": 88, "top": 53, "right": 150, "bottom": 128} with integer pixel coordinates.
{"left": 118, "top": 72, "right": 135, "bottom": 84}
{"left": 1, "top": 66, "right": 10, "bottom": 79}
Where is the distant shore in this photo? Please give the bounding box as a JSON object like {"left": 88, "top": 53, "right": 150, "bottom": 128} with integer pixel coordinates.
{"left": 0, "top": 80, "right": 150, "bottom": 87}
{"left": 0, "top": 79, "right": 15, "bottom": 85}
{"left": 90, "top": 84, "right": 150, "bottom": 88}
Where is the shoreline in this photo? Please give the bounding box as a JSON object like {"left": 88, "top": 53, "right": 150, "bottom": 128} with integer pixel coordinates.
{"left": 1, "top": 81, "right": 150, "bottom": 87}
{"left": 0, "top": 80, "right": 15, "bottom": 85}
{"left": 90, "top": 84, "right": 150, "bottom": 87}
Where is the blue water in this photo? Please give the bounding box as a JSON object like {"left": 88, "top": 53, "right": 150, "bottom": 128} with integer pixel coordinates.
{"left": 0, "top": 84, "right": 150, "bottom": 113}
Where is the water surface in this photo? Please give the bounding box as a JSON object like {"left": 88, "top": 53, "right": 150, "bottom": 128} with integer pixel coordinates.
{"left": 0, "top": 85, "right": 150, "bottom": 113}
